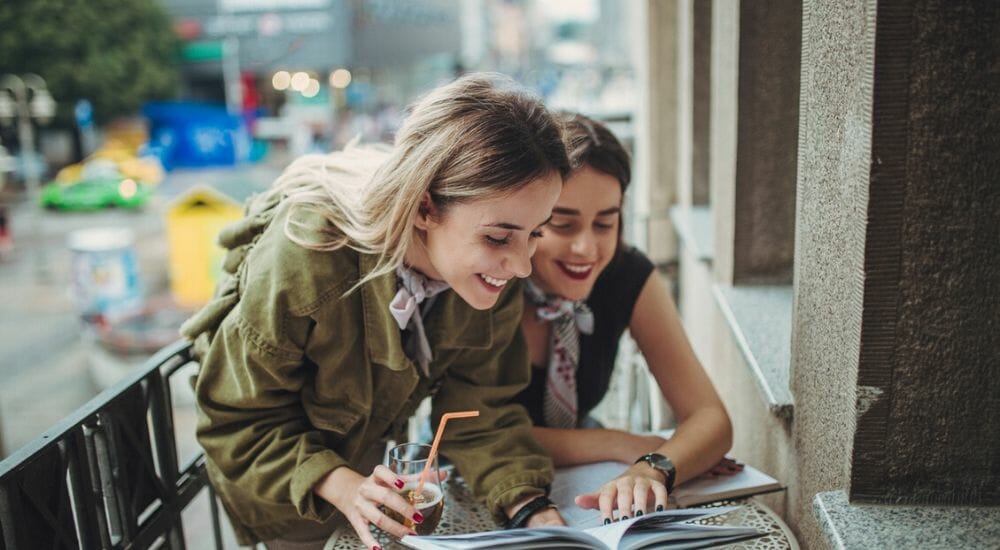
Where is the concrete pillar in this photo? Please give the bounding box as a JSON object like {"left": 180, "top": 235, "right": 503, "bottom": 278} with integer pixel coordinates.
{"left": 633, "top": 0, "right": 679, "bottom": 263}
{"left": 793, "top": 0, "right": 1000, "bottom": 542}
{"left": 708, "top": 0, "right": 739, "bottom": 283}
{"left": 676, "top": 0, "right": 694, "bottom": 208}
{"left": 848, "top": 0, "right": 1000, "bottom": 505}
{"left": 709, "top": 0, "right": 801, "bottom": 285}
{"left": 675, "top": 0, "right": 711, "bottom": 209}
{"left": 691, "top": 0, "right": 712, "bottom": 206}
{"left": 791, "top": 1, "right": 877, "bottom": 542}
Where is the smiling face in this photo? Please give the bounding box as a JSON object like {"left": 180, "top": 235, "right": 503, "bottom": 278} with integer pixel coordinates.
{"left": 530, "top": 165, "right": 623, "bottom": 301}
{"left": 406, "top": 171, "right": 563, "bottom": 310}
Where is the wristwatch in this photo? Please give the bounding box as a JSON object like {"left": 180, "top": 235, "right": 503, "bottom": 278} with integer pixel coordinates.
{"left": 635, "top": 452, "right": 677, "bottom": 492}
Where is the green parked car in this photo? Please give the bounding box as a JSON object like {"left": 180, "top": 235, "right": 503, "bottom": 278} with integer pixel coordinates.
{"left": 40, "top": 177, "right": 150, "bottom": 210}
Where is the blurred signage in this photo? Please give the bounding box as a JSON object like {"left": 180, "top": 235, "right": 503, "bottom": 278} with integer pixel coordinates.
{"left": 218, "top": 0, "right": 329, "bottom": 12}
{"left": 352, "top": 0, "right": 459, "bottom": 66}
{"left": 180, "top": 41, "right": 225, "bottom": 61}
{"left": 359, "top": 0, "right": 451, "bottom": 25}
{"left": 204, "top": 11, "right": 331, "bottom": 37}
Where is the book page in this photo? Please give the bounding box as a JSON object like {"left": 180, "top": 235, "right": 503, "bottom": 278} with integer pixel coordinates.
{"left": 400, "top": 525, "right": 605, "bottom": 550}
{"left": 400, "top": 508, "right": 750, "bottom": 549}
{"left": 617, "top": 523, "right": 764, "bottom": 550}
{"left": 551, "top": 446, "right": 782, "bottom": 521}
{"left": 549, "top": 461, "right": 627, "bottom": 527}
{"left": 580, "top": 508, "right": 743, "bottom": 550}
{"left": 673, "top": 463, "right": 782, "bottom": 507}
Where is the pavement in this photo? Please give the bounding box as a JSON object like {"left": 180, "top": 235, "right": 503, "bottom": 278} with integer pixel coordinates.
{"left": 0, "top": 160, "right": 283, "bottom": 549}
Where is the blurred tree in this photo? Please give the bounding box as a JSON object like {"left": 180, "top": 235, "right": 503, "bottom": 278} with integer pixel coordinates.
{"left": 0, "top": 0, "right": 179, "bottom": 129}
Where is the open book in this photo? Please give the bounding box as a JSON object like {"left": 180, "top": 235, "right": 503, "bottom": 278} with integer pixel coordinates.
{"left": 400, "top": 507, "right": 764, "bottom": 550}
{"left": 551, "top": 456, "right": 783, "bottom": 526}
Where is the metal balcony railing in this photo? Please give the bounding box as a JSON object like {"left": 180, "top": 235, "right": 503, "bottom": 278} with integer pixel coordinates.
{"left": 0, "top": 340, "right": 223, "bottom": 550}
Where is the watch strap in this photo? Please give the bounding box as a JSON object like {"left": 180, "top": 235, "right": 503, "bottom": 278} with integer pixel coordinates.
{"left": 504, "top": 496, "right": 556, "bottom": 530}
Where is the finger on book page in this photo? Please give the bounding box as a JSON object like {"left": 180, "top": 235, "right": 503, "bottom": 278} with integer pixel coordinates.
{"left": 632, "top": 479, "right": 650, "bottom": 515}
{"left": 651, "top": 481, "right": 668, "bottom": 511}
{"left": 616, "top": 482, "right": 633, "bottom": 520}
{"left": 599, "top": 487, "right": 617, "bottom": 522}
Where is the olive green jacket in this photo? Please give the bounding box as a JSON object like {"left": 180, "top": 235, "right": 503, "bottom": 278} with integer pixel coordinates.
{"left": 181, "top": 194, "right": 553, "bottom": 544}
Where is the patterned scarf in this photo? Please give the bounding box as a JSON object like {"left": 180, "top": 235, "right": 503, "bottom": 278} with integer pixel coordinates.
{"left": 523, "top": 278, "right": 595, "bottom": 428}
{"left": 389, "top": 265, "right": 450, "bottom": 376}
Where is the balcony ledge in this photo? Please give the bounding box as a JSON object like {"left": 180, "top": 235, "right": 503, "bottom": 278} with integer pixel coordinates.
{"left": 814, "top": 490, "right": 1000, "bottom": 549}
{"left": 669, "top": 205, "right": 714, "bottom": 263}
{"left": 671, "top": 204, "right": 794, "bottom": 420}
{"left": 712, "top": 284, "right": 794, "bottom": 420}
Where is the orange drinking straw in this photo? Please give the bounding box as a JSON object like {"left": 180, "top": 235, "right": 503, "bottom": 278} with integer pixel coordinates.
{"left": 415, "top": 410, "right": 480, "bottom": 497}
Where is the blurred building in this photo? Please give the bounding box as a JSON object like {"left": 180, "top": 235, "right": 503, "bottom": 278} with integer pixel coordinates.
{"left": 159, "top": 0, "right": 462, "bottom": 150}
{"left": 163, "top": 0, "right": 353, "bottom": 102}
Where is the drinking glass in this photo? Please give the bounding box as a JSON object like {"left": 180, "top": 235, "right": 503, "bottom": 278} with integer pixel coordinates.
{"left": 385, "top": 443, "right": 444, "bottom": 536}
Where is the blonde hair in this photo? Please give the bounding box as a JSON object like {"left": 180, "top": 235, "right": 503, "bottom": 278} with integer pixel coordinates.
{"left": 268, "top": 73, "right": 569, "bottom": 288}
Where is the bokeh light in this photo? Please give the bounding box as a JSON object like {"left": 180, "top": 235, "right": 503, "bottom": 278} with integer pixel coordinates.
{"left": 290, "top": 71, "right": 311, "bottom": 92}
{"left": 303, "top": 79, "right": 321, "bottom": 98}
{"left": 328, "top": 68, "right": 352, "bottom": 89}
{"left": 271, "top": 71, "right": 291, "bottom": 91}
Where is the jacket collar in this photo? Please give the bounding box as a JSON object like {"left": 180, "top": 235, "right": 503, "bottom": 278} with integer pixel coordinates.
{"left": 359, "top": 254, "right": 493, "bottom": 371}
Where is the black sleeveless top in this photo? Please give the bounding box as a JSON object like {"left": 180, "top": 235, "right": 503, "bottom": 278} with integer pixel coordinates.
{"left": 514, "top": 246, "right": 655, "bottom": 426}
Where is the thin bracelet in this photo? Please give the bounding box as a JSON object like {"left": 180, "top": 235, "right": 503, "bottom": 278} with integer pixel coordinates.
{"left": 503, "top": 496, "right": 556, "bottom": 529}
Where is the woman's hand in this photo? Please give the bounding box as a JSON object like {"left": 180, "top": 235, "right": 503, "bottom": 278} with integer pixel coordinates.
{"left": 699, "top": 456, "right": 744, "bottom": 479}
{"left": 574, "top": 462, "right": 668, "bottom": 522}
{"left": 316, "top": 465, "right": 423, "bottom": 550}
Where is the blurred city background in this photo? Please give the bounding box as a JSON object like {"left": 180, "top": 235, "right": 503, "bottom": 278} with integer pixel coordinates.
{"left": 0, "top": 0, "right": 639, "bottom": 459}
{"left": 0, "top": 3, "right": 643, "bottom": 546}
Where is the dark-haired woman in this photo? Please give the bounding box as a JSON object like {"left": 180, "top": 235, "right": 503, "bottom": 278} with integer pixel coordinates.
{"left": 515, "top": 113, "right": 734, "bottom": 524}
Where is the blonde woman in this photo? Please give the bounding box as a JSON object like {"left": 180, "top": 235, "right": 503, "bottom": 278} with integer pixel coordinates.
{"left": 515, "top": 113, "right": 734, "bottom": 523}
{"left": 182, "top": 74, "right": 570, "bottom": 549}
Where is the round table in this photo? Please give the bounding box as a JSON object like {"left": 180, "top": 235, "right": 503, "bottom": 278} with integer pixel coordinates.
{"left": 324, "top": 475, "right": 798, "bottom": 550}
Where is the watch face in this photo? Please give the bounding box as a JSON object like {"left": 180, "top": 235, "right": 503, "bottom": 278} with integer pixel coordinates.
{"left": 649, "top": 453, "right": 675, "bottom": 471}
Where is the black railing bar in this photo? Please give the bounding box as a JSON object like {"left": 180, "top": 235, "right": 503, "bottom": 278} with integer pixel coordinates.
{"left": 175, "top": 466, "right": 209, "bottom": 509}
{"left": 93, "top": 417, "right": 127, "bottom": 546}
{"left": 0, "top": 483, "right": 17, "bottom": 550}
{"left": 178, "top": 452, "right": 207, "bottom": 479}
{"left": 144, "top": 340, "right": 193, "bottom": 378}
{"left": 0, "top": 340, "right": 194, "bottom": 478}
{"left": 208, "top": 483, "right": 224, "bottom": 550}
{"left": 147, "top": 370, "right": 181, "bottom": 488}
{"left": 160, "top": 355, "right": 196, "bottom": 379}
{"left": 126, "top": 505, "right": 176, "bottom": 550}
{"left": 63, "top": 438, "right": 96, "bottom": 550}
{"left": 148, "top": 340, "right": 193, "bottom": 373}
{"left": 82, "top": 423, "right": 114, "bottom": 549}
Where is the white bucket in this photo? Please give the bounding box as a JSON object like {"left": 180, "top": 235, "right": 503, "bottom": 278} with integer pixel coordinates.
{"left": 67, "top": 227, "right": 143, "bottom": 319}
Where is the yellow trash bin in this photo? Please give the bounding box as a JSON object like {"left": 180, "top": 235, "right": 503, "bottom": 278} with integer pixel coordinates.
{"left": 165, "top": 185, "right": 244, "bottom": 307}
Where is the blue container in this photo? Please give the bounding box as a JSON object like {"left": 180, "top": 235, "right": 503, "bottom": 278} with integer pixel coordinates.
{"left": 67, "top": 228, "right": 143, "bottom": 320}
{"left": 143, "top": 102, "right": 251, "bottom": 169}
